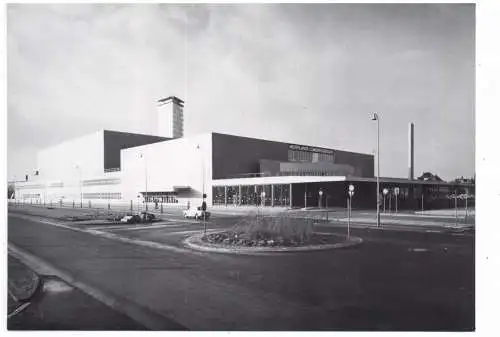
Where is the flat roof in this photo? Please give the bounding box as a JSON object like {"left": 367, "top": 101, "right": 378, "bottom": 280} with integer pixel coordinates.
{"left": 212, "top": 175, "right": 471, "bottom": 186}
{"left": 212, "top": 176, "right": 347, "bottom": 186}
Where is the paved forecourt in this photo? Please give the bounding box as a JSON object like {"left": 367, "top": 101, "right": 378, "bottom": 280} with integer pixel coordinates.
{"left": 8, "top": 204, "right": 474, "bottom": 331}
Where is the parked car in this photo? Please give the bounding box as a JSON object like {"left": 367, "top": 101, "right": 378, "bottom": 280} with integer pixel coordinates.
{"left": 183, "top": 207, "right": 210, "bottom": 220}
{"left": 120, "top": 214, "right": 142, "bottom": 224}
{"left": 140, "top": 212, "right": 155, "bottom": 222}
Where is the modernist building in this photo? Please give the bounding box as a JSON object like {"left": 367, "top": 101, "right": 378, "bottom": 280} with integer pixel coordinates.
{"left": 12, "top": 96, "right": 474, "bottom": 210}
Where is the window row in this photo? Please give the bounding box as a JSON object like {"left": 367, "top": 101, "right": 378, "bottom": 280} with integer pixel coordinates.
{"left": 288, "top": 150, "right": 335, "bottom": 163}
{"left": 213, "top": 184, "right": 291, "bottom": 207}
{"left": 82, "top": 192, "right": 122, "bottom": 200}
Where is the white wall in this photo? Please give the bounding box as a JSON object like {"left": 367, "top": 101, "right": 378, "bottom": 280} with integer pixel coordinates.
{"left": 36, "top": 130, "right": 104, "bottom": 181}
{"left": 121, "top": 133, "right": 213, "bottom": 206}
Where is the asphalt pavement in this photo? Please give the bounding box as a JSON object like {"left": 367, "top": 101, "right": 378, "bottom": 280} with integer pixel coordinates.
{"left": 7, "top": 205, "right": 474, "bottom": 331}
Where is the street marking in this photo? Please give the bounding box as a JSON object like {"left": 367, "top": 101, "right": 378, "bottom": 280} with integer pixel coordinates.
{"left": 7, "top": 302, "right": 32, "bottom": 319}
{"left": 9, "top": 213, "right": 204, "bottom": 255}
{"left": 86, "top": 223, "right": 185, "bottom": 231}
{"left": 425, "top": 230, "right": 442, "bottom": 233}
{"left": 43, "top": 279, "right": 73, "bottom": 293}
{"left": 408, "top": 248, "right": 429, "bottom": 252}
{"left": 106, "top": 224, "right": 186, "bottom": 232}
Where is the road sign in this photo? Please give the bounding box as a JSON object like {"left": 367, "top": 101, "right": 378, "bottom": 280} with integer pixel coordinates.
{"left": 383, "top": 188, "right": 389, "bottom": 195}
{"left": 349, "top": 184, "right": 355, "bottom": 192}
{"left": 394, "top": 187, "right": 400, "bottom": 196}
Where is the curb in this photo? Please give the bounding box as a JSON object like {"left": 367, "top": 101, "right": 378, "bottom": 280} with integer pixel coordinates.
{"left": 8, "top": 243, "right": 187, "bottom": 330}
{"left": 184, "top": 232, "right": 363, "bottom": 255}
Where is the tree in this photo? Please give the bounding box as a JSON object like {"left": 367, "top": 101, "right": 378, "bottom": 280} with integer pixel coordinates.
{"left": 417, "top": 172, "right": 443, "bottom": 182}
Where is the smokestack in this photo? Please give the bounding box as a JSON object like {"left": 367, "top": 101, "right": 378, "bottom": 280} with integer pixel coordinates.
{"left": 408, "top": 122, "right": 414, "bottom": 180}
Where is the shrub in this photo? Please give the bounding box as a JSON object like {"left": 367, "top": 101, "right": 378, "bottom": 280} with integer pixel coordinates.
{"left": 232, "top": 210, "right": 314, "bottom": 243}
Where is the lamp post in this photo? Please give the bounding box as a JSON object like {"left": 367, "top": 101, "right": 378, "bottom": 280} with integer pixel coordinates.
{"left": 74, "top": 165, "right": 83, "bottom": 208}
{"left": 347, "top": 184, "right": 355, "bottom": 239}
{"left": 388, "top": 188, "right": 392, "bottom": 213}
{"left": 318, "top": 189, "right": 323, "bottom": 208}
{"left": 196, "top": 144, "right": 206, "bottom": 204}
{"left": 261, "top": 191, "right": 266, "bottom": 207}
{"left": 139, "top": 153, "right": 148, "bottom": 212}
{"left": 371, "top": 113, "right": 381, "bottom": 227}
{"left": 394, "top": 187, "right": 400, "bottom": 213}
{"left": 197, "top": 144, "right": 208, "bottom": 236}
{"left": 383, "top": 188, "right": 389, "bottom": 213}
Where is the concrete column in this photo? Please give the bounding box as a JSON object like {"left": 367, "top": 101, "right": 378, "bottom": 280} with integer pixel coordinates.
{"left": 271, "top": 184, "right": 274, "bottom": 207}
{"left": 289, "top": 183, "right": 293, "bottom": 208}
{"left": 238, "top": 185, "right": 242, "bottom": 206}
{"left": 224, "top": 186, "right": 227, "bottom": 206}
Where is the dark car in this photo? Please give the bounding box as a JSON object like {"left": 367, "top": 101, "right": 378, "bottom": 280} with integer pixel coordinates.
{"left": 140, "top": 212, "right": 156, "bottom": 222}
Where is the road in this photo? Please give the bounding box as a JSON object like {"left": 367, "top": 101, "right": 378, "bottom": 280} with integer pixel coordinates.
{"left": 7, "top": 205, "right": 475, "bottom": 331}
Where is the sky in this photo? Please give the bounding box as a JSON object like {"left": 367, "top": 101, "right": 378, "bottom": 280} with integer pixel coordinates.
{"left": 6, "top": 3, "right": 475, "bottom": 181}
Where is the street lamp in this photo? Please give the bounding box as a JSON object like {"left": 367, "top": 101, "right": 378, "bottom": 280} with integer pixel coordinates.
{"left": 139, "top": 153, "right": 148, "bottom": 212}
{"left": 318, "top": 189, "right": 323, "bottom": 208}
{"left": 347, "top": 184, "right": 355, "bottom": 239}
{"left": 371, "top": 113, "right": 381, "bottom": 227}
{"left": 197, "top": 144, "right": 208, "bottom": 236}
{"left": 196, "top": 144, "right": 206, "bottom": 203}
{"left": 261, "top": 191, "right": 266, "bottom": 207}
{"left": 74, "top": 165, "right": 83, "bottom": 208}
{"left": 394, "top": 187, "right": 400, "bottom": 213}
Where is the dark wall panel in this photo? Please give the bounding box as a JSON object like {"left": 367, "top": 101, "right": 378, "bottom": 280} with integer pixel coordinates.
{"left": 212, "top": 133, "right": 374, "bottom": 179}
{"left": 103, "top": 130, "right": 169, "bottom": 170}
{"left": 335, "top": 150, "right": 374, "bottom": 177}
{"left": 212, "top": 133, "right": 289, "bottom": 179}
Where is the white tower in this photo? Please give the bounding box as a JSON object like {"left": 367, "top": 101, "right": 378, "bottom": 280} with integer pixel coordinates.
{"left": 157, "top": 96, "right": 184, "bottom": 138}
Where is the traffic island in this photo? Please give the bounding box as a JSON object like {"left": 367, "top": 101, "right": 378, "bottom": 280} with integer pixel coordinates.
{"left": 184, "top": 231, "right": 362, "bottom": 255}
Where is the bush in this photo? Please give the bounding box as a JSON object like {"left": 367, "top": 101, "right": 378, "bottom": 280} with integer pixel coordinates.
{"left": 233, "top": 210, "right": 314, "bottom": 243}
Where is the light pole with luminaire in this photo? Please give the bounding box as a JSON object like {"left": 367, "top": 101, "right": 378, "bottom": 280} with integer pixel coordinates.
{"left": 139, "top": 153, "right": 148, "bottom": 212}
{"left": 371, "top": 113, "right": 381, "bottom": 227}
{"left": 348, "top": 184, "right": 355, "bottom": 239}
{"left": 261, "top": 191, "right": 266, "bottom": 207}
{"left": 383, "top": 188, "right": 389, "bottom": 213}
{"left": 394, "top": 187, "right": 400, "bottom": 213}
{"left": 196, "top": 145, "right": 206, "bottom": 204}
{"left": 318, "top": 189, "right": 323, "bottom": 208}
{"left": 74, "top": 165, "right": 83, "bottom": 208}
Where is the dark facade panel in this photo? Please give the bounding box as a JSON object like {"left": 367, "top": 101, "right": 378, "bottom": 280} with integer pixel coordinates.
{"left": 334, "top": 150, "right": 374, "bottom": 177}
{"left": 103, "top": 130, "right": 170, "bottom": 170}
{"left": 212, "top": 133, "right": 289, "bottom": 179}
{"left": 212, "top": 132, "right": 374, "bottom": 179}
